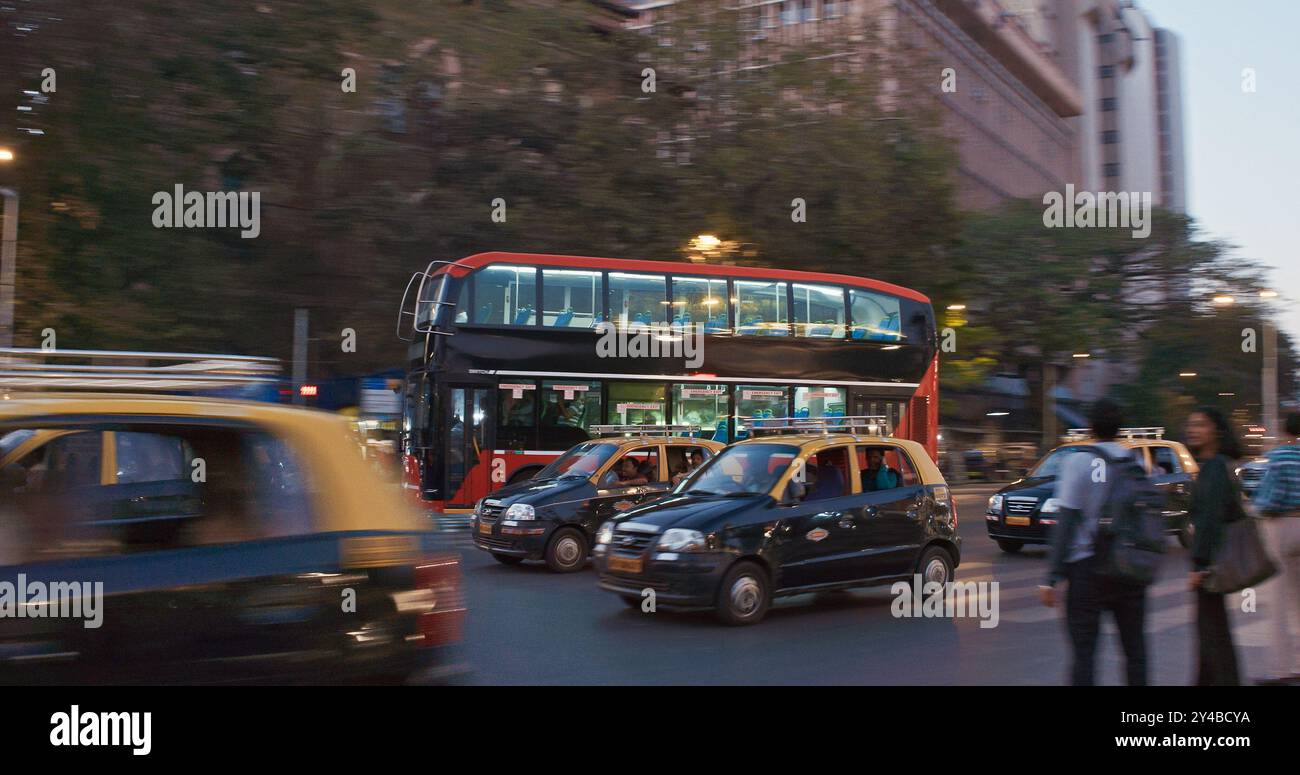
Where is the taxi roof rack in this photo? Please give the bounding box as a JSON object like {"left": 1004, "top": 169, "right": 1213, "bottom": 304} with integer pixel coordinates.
{"left": 590, "top": 424, "right": 701, "bottom": 437}
{"left": 743, "top": 415, "right": 893, "bottom": 437}
{"left": 0, "top": 348, "right": 280, "bottom": 392}
{"left": 1064, "top": 426, "right": 1165, "bottom": 441}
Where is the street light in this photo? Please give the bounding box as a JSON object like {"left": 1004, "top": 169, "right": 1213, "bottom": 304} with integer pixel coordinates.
{"left": 0, "top": 147, "right": 17, "bottom": 349}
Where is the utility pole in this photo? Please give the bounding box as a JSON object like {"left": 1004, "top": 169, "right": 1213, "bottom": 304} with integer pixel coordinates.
{"left": 1041, "top": 360, "right": 1057, "bottom": 453}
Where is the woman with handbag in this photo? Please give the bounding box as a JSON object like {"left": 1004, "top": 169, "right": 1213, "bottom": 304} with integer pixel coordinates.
{"left": 1185, "top": 407, "right": 1245, "bottom": 685}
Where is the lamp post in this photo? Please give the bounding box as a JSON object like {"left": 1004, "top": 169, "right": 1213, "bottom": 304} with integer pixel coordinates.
{"left": 0, "top": 146, "right": 16, "bottom": 349}
{"left": 1213, "top": 290, "right": 1282, "bottom": 450}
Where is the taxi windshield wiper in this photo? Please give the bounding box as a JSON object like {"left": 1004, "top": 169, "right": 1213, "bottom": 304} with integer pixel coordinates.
{"left": 686, "top": 488, "right": 720, "bottom": 496}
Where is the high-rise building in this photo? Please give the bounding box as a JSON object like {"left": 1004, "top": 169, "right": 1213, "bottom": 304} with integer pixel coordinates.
{"left": 596, "top": 0, "right": 1085, "bottom": 211}
{"left": 1051, "top": 0, "right": 1184, "bottom": 210}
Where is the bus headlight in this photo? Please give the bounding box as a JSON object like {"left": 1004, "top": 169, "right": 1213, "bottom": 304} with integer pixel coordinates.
{"left": 505, "top": 503, "right": 536, "bottom": 520}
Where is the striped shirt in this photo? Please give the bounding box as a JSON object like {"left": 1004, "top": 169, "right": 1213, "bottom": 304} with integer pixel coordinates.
{"left": 1253, "top": 443, "right": 1300, "bottom": 515}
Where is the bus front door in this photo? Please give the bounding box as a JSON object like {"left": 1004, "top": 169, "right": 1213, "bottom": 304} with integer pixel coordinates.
{"left": 445, "top": 385, "right": 492, "bottom": 508}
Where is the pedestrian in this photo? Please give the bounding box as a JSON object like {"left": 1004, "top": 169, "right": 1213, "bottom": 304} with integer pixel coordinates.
{"left": 1039, "top": 399, "right": 1147, "bottom": 685}
{"left": 1184, "top": 406, "right": 1244, "bottom": 686}
{"left": 1250, "top": 411, "right": 1300, "bottom": 685}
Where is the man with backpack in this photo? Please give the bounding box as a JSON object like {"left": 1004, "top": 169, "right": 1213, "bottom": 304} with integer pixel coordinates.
{"left": 1038, "top": 399, "right": 1161, "bottom": 686}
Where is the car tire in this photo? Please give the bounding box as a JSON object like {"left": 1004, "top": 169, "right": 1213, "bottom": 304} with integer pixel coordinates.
{"left": 996, "top": 539, "right": 1024, "bottom": 554}
{"left": 491, "top": 553, "right": 525, "bottom": 566}
{"left": 620, "top": 594, "right": 644, "bottom": 609}
{"left": 715, "top": 560, "right": 770, "bottom": 626}
{"left": 544, "top": 527, "right": 587, "bottom": 573}
{"left": 915, "top": 546, "right": 954, "bottom": 594}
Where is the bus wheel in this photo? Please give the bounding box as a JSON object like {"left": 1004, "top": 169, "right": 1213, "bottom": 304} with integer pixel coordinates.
{"left": 996, "top": 539, "right": 1023, "bottom": 554}
{"left": 491, "top": 553, "right": 525, "bottom": 566}
{"left": 715, "top": 561, "right": 770, "bottom": 626}
{"left": 507, "top": 466, "right": 543, "bottom": 485}
{"left": 545, "top": 528, "right": 587, "bottom": 573}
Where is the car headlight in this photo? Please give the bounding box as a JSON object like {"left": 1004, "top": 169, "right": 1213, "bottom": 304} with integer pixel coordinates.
{"left": 1040, "top": 498, "right": 1061, "bottom": 513}
{"left": 505, "top": 503, "right": 536, "bottom": 520}
{"left": 656, "top": 528, "right": 707, "bottom": 552}
{"left": 596, "top": 522, "right": 614, "bottom": 545}
{"left": 987, "top": 495, "right": 1004, "bottom": 514}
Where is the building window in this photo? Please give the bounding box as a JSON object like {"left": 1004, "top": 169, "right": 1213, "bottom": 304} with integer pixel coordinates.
{"left": 1101, "top": 130, "right": 1120, "bottom": 145}
{"left": 823, "top": 0, "right": 839, "bottom": 19}
{"left": 1099, "top": 65, "right": 1115, "bottom": 78}
{"left": 781, "top": 2, "right": 798, "bottom": 25}
{"left": 1103, "top": 162, "right": 1121, "bottom": 178}
{"left": 1097, "top": 32, "right": 1115, "bottom": 45}
{"left": 1100, "top": 97, "right": 1117, "bottom": 111}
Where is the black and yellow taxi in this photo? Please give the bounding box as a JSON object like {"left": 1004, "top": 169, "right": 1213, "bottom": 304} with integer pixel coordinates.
{"left": 985, "top": 427, "right": 1199, "bottom": 552}
{"left": 0, "top": 349, "right": 465, "bottom": 685}
{"left": 472, "top": 426, "right": 723, "bottom": 572}
{"left": 592, "top": 417, "right": 960, "bottom": 625}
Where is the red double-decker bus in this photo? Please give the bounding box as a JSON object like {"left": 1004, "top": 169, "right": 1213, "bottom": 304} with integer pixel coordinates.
{"left": 396, "top": 252, "right": 938, "bottom": 512}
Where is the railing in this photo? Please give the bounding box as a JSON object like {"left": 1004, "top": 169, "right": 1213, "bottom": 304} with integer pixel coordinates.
{"left": 0, "top": 348, "right": 279, "bottom": 392}
{"left": 742, "top": 415, "right": 892, "bottom": 437}
{"left": 1064, "top": 426, "right": 1165, "bottom": 441}
{"left": 590, "top": 424, "right": 702, "bottom": 437}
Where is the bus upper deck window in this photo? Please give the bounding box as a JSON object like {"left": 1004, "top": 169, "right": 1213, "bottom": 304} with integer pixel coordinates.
{"left": 608, "top": 273, "right": 667, "bottom": 329}
{"left": 473, "top": 265, "right": 537, "bottom": 326}
{"left": 542, "top": 269, "right": 602, "bottom": 328}
{"left": 792, "top": 283, "right": 845, "bottom": 338}
{"left": 734, "top": 280, "right": 788, "bottom": 336}
{"left": 849, "top": 289, "right": 903, "bottom": 342}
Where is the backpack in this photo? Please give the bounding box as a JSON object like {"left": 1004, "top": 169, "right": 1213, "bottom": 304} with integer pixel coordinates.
{"left": 1080, "top": 445, "right": 1167, "bottom": 586}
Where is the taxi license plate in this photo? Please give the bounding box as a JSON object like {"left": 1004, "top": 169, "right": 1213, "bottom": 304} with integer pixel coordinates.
{"left": 1006, "top": 516, "right": 1031, "bottom": 526}
{"left": 608, "top": 556, "right": 643, "bottom": 574}
{"left": 479, "top": 521, "right": 493, "bottom": 535}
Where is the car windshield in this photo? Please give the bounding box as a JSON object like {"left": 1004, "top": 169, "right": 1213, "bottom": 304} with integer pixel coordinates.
{"left": 675, "top": 443, "right": 800, "bottom": 495}
{"left": 536, "top": 442, "right": 619, "bottom": 479}
{"left": 0, "top": 429, "right": 35, "bottom": 457}
{"left": 1030, "top": 446, "right": 1093, "bottom": 478}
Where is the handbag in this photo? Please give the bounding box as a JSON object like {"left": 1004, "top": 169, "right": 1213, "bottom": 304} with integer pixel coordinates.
{"left": 1203, "top": 463, "right": 1278, "bottom": 594}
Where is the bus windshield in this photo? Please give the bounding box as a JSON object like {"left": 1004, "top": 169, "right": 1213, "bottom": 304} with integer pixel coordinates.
{"left": 535, "top": 442, "right": 619, "bottom": 479}
{"left": 677, "top": 443, "right": 799, "bottom": 496}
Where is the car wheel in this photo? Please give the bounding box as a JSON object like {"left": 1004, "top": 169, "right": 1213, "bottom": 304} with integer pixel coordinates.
{"left": 916, "top": 546, "right": 954, "bottom": 593}
{"left": 491, "top": 553, "right": 525, "bottom": 566}
{"left": 715, "top": 560, "right": 770, "bottom": 626}
{"left": 996, "top": 539, "right": 1024, "bottom": 554}
{"left": 545, "top": 527, "right": 587, "bottom": 573}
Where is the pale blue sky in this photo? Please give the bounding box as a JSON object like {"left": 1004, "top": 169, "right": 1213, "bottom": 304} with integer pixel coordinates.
{"left": 1141, "top": 0, "right": 1300, "bottom": 341}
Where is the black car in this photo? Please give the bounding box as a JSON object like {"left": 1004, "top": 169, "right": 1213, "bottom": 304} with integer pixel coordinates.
{"left": 593, "top": 432, "right": 959, "bottom": 625}
{"left": 471, "top": 433, "right": 723, "bottom": 572}
{"left": 985, "top": 437, "right": 1199, "bottom": 552}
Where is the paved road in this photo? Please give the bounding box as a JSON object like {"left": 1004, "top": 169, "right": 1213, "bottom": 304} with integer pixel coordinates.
{"left": 435, "top": 486, "right": 1278, "bottom": 685}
